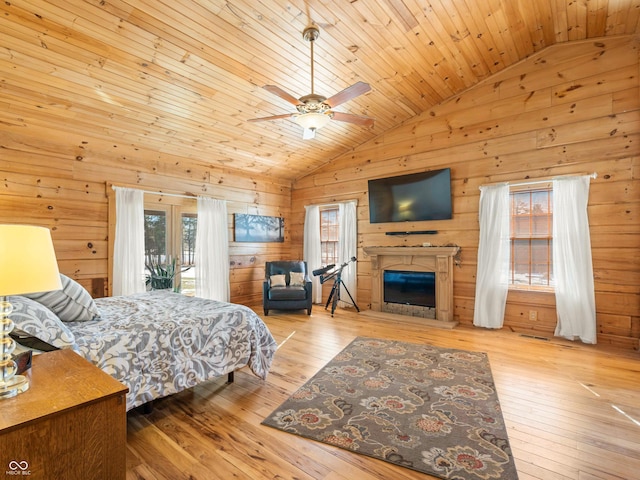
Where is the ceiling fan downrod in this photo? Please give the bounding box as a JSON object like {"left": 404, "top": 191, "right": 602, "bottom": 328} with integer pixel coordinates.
{"left": 247, "top": 23, "right": 374, "bottom": 135}
{"left": 302, "top": 25, "right": 320, "bottom": 95}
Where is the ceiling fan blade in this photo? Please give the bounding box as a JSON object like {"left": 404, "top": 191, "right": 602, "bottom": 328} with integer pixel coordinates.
{"left": 330, "top": 111, "right": 375, "bottom": 127}
{"left": 262, "top": 85, "right": 301, "bottom": 106}
{"left": 325, "top": 81, "right": 371, "bottom": 108}
{"left": 247, "top": 113, "right": 295, "bottom": 122}
{"left": 302, "top": 128, "right": 317, "bottom": 140}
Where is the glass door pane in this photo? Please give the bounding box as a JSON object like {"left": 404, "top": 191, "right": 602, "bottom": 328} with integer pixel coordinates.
{"left": 180, "top": 213, "right": 197, "bottom": 295}
{"left": 144, "top": 209, "right": 171, "bottom": 289}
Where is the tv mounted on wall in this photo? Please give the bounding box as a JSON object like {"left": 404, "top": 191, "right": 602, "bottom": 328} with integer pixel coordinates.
{"left": 367, "top": 168, "right": 452, "bottom": 223}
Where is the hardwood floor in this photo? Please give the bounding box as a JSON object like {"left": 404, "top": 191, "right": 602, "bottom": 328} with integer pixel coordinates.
{"left": 125, "top": 307, "right": 640, "bottom": 480}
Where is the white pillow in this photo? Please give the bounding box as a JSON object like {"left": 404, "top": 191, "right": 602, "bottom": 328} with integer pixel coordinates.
{"left": 25, "top": 274, "right": 99, "bottom": 321}
{"left": 289, "top": 272, "right": 305, "bottom": 286}
{"left": 8, "top": 296, "right": 77, "bottom": 350}
{"left": 270, "top": 274, "right": 286, "bottom": 287}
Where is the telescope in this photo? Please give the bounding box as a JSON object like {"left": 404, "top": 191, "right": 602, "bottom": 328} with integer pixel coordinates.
{"left": 312, "top": 264, "right": 335, "bottom": 277}
{"left": 314, "top": 257, "right": 359, "bottom": 316}
{"left": 317, "top": 257, "right": 356, "bottom": 284}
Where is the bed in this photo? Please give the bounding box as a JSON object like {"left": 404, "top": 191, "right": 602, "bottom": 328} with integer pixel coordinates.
{"left": 9, "top": 276, "right": 277, "bottom": 411}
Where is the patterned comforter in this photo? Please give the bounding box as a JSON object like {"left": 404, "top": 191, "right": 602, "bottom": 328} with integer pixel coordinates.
{"left": 65, "top": 291, "right": 277, "bottom": 411}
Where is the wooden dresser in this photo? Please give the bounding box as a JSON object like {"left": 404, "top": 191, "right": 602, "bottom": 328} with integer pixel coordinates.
{"left": 0, "top": 349, "right": 128, "bottom": 479}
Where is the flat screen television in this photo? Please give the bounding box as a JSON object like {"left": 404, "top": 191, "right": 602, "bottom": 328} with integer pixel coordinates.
{"left": 368, "top": 168, "right": 452, "bottom": 223}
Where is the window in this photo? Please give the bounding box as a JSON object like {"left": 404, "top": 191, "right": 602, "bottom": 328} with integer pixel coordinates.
{"left": 144, "top": 209, "right": 167, "bottom": 263}
{"left": 180, "top": 213, "right": 197, "bottom": 294}
{"left": 144, "top": 203, "right": 197, "bottom": 295}
{"left": 320, "top": 207, "right": 339, "bottom": 265}
{"left": 510, "top": 185, "right": 553, "bottom": 288}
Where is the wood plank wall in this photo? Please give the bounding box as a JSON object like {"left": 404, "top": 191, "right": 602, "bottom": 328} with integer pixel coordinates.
{"left": 290, "top": 36, "right": 640, "bottom": 350}
{"left": 0, "top": 130, "right": 291, "bottom": 304}
{"left": 1, "top": 35, "right": 637, "bottom": 349}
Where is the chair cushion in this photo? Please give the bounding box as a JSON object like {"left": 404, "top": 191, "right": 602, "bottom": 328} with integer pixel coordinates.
{"left": 268, "top": 286, "right": 307, "bottom": 301}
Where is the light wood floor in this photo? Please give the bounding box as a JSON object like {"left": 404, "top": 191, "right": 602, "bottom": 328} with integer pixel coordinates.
{"left": 125, "top": 307, "right": 640, "bottom": 480}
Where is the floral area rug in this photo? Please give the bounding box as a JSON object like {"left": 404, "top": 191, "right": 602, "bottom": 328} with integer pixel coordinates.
{"left": 262, "top": 337, "right": 518, "bottom": 480}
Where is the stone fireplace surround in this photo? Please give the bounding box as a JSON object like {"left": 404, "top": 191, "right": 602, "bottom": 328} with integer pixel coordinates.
{"left": 363, "top": 246, "right": 460, "bottom": 326}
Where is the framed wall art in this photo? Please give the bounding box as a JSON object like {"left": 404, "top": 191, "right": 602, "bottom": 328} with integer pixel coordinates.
{"left": 234, "top": 214, "right": 284, "bottom": 242}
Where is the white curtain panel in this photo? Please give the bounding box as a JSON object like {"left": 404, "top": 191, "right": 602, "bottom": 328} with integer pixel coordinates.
{"left": 113, "top": 187, "right": 146, "bottom": 296}
{"left": 195, "top": 196, "right": 230, "bottom": 302}
{"left": 473, "top": 183, "right": 511, "bottom": 328}
{"left": 338, "top": 200, "right": 358, "bottom": 308}
{"left": 303, "top": 205, "right": 323, "bottom": 304}
{"left": 553, "top": 175, "right": 597, "bottom": 344}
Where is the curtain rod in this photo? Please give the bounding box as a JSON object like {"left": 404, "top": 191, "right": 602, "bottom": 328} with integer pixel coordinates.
{"left": 482, "top": 172, "right": 597, "bottom": 188}
{"left": 305, "top": 200, "right": 359, "bottom": 209}
{"left": 111, "top": 185, "right": 222, "bottom": 201}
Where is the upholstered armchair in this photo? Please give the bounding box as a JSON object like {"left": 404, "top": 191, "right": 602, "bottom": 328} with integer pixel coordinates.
{"left": 263, "top": 261, "right": 313, "bottom": 315}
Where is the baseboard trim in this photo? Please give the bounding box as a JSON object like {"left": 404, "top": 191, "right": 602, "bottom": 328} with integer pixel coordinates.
{"left": 359, "top": 309, "right": 458, "bottom": 330}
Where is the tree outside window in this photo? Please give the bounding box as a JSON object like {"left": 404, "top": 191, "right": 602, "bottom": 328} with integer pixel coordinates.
{"left": 180, "top": 213, "right": 197, "bottom": 294}
{"left": 144, "top": 210, "right": 167, "bottom": 264}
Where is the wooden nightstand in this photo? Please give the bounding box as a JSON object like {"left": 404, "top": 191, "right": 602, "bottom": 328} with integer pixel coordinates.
{"left": 0, "top": 349, "right": 128, "bottom": 479}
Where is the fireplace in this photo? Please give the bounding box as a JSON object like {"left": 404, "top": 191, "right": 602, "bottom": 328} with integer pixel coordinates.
{"left": 384, "top": 270, "right": 435, "bottom": 308}
{"left": 363, "top": 246, "right": 459, "bottom": 325}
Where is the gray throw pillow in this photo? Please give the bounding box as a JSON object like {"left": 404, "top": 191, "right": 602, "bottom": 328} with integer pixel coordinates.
{"left": 25, "top": 274, "right": 99, "bottom": 321}
{"left": 8, "top": 296, "right": 77, "bottom": 349}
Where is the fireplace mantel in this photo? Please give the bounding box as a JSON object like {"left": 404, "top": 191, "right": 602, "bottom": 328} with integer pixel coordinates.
{"left": 364, "top": 246, "right": 460, "bottom": 257}
{"left": 364, "top": 246, "right": 460, "bottom": 325}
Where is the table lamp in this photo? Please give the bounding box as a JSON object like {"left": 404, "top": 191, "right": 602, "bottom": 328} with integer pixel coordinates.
{"left": 0, "top": 224, "right": 62, "bottom": 399}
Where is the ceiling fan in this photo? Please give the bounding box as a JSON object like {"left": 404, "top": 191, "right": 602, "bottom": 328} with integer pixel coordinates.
{"left": 248, "top": 25, "right": 374, "bottom": 139}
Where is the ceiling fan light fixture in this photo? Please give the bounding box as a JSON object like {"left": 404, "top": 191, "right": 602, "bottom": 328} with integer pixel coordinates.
{"left": 247, "top": 25, "right": 374, "bottom": 134}
{"left": 294, "top": 112, "right": 331, "bottom": 131}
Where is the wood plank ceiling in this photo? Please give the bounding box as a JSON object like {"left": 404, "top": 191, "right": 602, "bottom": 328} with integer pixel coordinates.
{"left": 1, "top": 0, "right": 639, "bottom": 182}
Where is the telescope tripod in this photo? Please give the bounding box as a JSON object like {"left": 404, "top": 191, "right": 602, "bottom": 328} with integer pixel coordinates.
{"left": 324, "top": 270, "right": 360, "bottom": 317}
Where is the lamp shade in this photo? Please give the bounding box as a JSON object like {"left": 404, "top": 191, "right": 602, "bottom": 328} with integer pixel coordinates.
{"left": 294, "top": 112, "right": 331, "bottom": 131}
{"left": 0, "top": 225, "right": 62, "bottom": 296}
